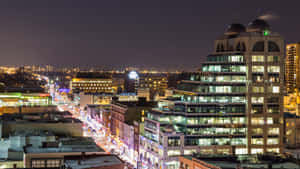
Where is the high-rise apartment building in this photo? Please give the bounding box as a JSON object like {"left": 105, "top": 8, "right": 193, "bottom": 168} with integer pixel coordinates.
{"left": 286, "top": 43, "right": 300, "bottom": 93}
{"left": 139, "top": 19, "right": 284, "bottom": 169}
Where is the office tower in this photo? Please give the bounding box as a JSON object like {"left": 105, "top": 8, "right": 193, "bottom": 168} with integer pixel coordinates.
{"left": 140, "top": 19, "right": 284, "bottom": 169}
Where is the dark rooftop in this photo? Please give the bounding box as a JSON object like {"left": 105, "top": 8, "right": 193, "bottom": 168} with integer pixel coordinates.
{"left": 0, "top": 111, "right": 80, "bottom": 124}
{"left": 182, "top": 154, "right": 300, "bottom": 169}
{"left": 64, "top": 154, "right": 124, "bottom": 169}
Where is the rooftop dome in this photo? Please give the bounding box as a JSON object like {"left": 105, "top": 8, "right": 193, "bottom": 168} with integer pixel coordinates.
{"left": 224, "top": 23, "right": 246, "bottom": 35}
{"left": 247, "top": 19, "right": 270, "bottom": 32}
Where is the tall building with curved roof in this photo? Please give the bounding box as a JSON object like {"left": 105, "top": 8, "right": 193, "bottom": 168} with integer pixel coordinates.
{"left": 139, "top": 19, "right": 284, "bottom": 169}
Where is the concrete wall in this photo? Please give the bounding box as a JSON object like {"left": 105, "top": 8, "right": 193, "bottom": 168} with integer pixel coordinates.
{"left": 79, "top": 93, "right": 93, "bottom": 108}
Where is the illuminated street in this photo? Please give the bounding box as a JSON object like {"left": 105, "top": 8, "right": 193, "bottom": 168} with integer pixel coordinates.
{"left": 57, "top": 102, "right": 137, "bottom": 169}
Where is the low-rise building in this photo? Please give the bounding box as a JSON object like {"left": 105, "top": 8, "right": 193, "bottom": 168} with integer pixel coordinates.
{"left": 116, "top": 93, "right": 139, "bottom": 102}
{"left": 0, "top": 92, "right": 52, "bottom": 113}
{"left": 137, "top": 88, "right": 150, "bottom": 102}
{"left": 0, "top": 111, "right": 83, "bottom": 138}
{"left": 179, "top": 155, "right": 300, "bottom": 169}
{"left": 64, "top": 154, "right": 125, "bottom": 169}
{"left": 71, "top": 72, "right": 112, "bottom": 94}
{"left": 0, "top": 132, "right": 57, "bottom": 168}
{"left": 0, "top": 105, "right": 57, "bottom": 115}
{"left": 110, "top": 102, "right": 154, "bottom": 164}
{"left": 24, "top": 137, "right": 106, "bottom": 168}
{"left": 78, "top": 92, "right": 112, "bottom": 109}
{"left": 284, "top": 113, "right": 300, "bottom": 147}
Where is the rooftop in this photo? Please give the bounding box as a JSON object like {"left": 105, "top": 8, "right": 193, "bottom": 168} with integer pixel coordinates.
{"left": 0, "top": 111, "right": 79, "bottom": 124}
{"left": 182, "top": 154, "right": 300, "bottom": 169}
{"left": 64, "top": 154, "right": 124, "bottom": 169}
{"left": 24, "top": 137, "right": 105, "bottom": 154}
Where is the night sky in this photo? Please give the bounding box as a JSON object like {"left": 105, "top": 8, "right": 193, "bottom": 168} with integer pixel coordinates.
{"left": 0, "top": 0, "right": 299, "bottom": 70}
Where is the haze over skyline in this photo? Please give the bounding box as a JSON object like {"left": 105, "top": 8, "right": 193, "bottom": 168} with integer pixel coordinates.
{"left": 0, "top": 0, "right": 299, "bottom": 70}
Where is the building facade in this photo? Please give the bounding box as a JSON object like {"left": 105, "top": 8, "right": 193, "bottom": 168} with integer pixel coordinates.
{"left": 286, "top": 43, "right": 300, "bottom": 93}
{"left": 140, "top": 19, "right": 284, "bottom": 169}
{"left": 284, "top": 43, "right": 300, "bottom": 115}
{"left": 71, "top": 72, "right": 112, "bottom": 93}
{"left": 0, "top": 92, "right": 52, "bottom": 109}
{"left": 139, "top": 73, "right": 168, "bottom": 99}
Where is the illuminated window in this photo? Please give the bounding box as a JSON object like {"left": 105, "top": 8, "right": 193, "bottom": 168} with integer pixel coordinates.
{"left": 232, "top": 117, "right": 245, "bottom": 124}
{"left": 253, "top": 75, "right": 263, "bottom": 82}
{"left": 251, "top": 138, "right": 263, "bottom": 145}
{"left": 232, "top": 76, "right": 246, "bottom": 82}
{"left": 268, "top": 128, "right": 279, "bottom": 135}
{"left": 184, "top": 149, "right": 197, "bottom": 155}
{"left": 231, "top": 65, "right": 246, "bottom": 72}
{"left": 267, "top": 138, "right": 279, "bottom": 145}
{"left": 168, "top": 137, "right": 181, "bottom": 146}
{"left": 216, "top": 148, "right": 230, "bottom": 155}
{"left": 231, "top": 138, "right": 246, "bottom": 145}
{"left": 32, "top": 160, "right": 45, "bottom": 168}
{"left": 216, "top": 76, "right": 230, "bottom": 82}
{"left": 252, "top": 128, "right": 263, "bottom": 134}
{"left": 252, "top": 55, "right": 264, "bottom": 62}
{"left": 267, "top": 148, "right": 279, "bottom": 153}
{"left": 252, "top": 66, "right": 264, "bottom": 72}
{"left": 252, "top": 106, "right": 263, "bottom": 114}
{"left": 268, "top": 56, "right": 279, "bottom": 62}
{"left": 252, "top": 117, "right": 264, "bottom": 125}
{"left": 236, "top": 148, "right": 247, "bottom": 155}
{"left": 251, "top": 148, "right": 263, "bottom": 154}
{"left": 208, "top": 65, "right": 221, "bottom": 72}
{"left": 251, "top": 97, "right": 264, "bottom": 103}
{"left": 199, "top": 149, "right": 213, "bottom": 154}
{"left": 268, "top": 66, "right": 280, "bottom": 73}
{"left": 167, "top": 150, "right": 180, "bottom": 156}
{"left": 269, "top": 74, "right": 280, "bottom": 82}
{"left": 267, "top": 117, "right": 273, "bottom": 124}
{"left": 199, "top": 139, "right": 212, "bottom": 146}
{"left": 272, "top": 86, "right": 280, "bottom": 93}
{"left": 268, "top": 106, "right": 279, "bottom": 114}
{"left": 252, "top": 86, "right": 264, "bottom": 93}
{"left": 46, "top": 160, "right": 61, "bottom": 167}
{"left": 215, "top": 86, "right": 231, "bottom": 93}
{"left": 230, "top": 55, "right": 244, "bottom": 62}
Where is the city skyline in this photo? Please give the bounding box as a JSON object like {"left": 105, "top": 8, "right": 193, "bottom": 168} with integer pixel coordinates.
{"left": 0, "top": 0, "right": 299, "bottom": 70}
{"left": 0, "top": 6, "right": 300, "bottom": 168}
